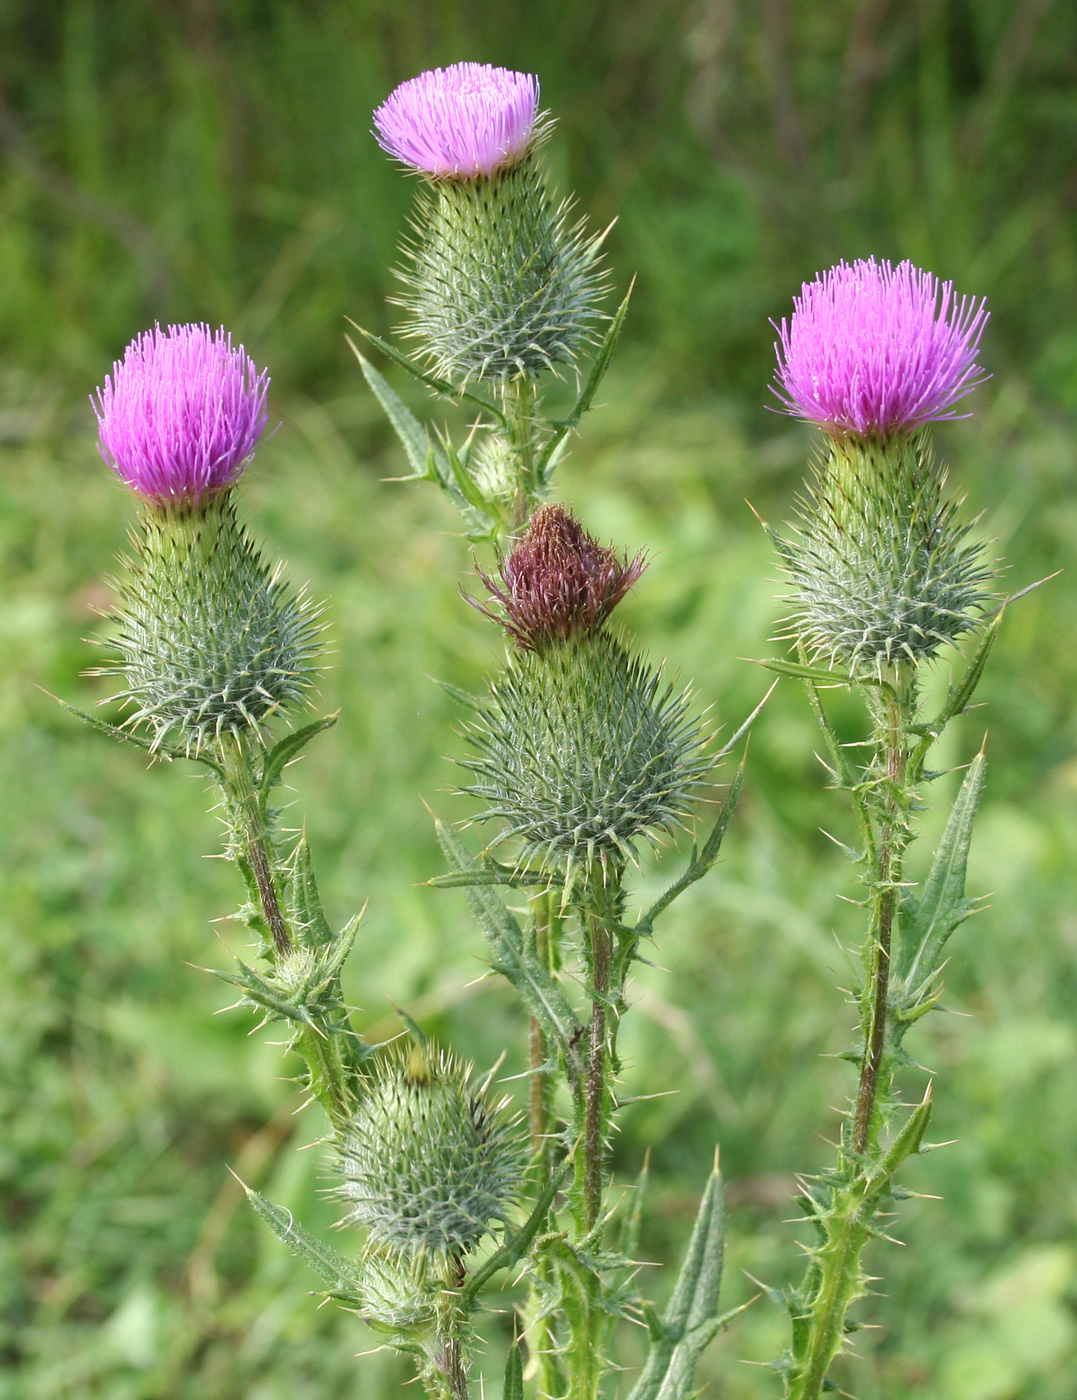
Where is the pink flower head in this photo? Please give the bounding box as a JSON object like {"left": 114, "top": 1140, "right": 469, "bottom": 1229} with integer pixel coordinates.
{"left": 93, "top": 324, "right": 269, "bottom": 506}
{"left": 771, "top": 258, "right": 989, "bottom": 438}
{"left": 373, "top": 63, "right": 540, "bottom": 179}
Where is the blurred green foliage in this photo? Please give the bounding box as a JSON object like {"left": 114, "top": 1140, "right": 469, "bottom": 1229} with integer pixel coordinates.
{"left": 1, "top": 2, "right": 1076, "bottom": 1397}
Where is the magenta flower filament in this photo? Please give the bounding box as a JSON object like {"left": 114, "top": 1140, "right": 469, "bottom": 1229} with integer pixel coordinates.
{"left": 373, "top": 63, "right": 540, "bottom": 179}
{"left": 94, "top": 323, "right": 269, "bottom": 505}
{"left": 772, "top": 258, "right": 989, "bottom": 438}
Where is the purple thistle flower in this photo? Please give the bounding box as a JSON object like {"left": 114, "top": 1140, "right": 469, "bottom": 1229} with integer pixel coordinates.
{"left": 472, "top": 504, "right": 647, "bottom": 652}
{"left": 373, "top": 63, "right": 540, "bottom": 179}
{"left": 771, "top": 258, "right": 989, "bottom": 438}
{"left": 93, "top": 324, "right": 269, "bottom": 505}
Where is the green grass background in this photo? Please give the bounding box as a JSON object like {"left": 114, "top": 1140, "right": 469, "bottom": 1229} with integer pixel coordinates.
{"left": 2, "top": 2, "right": 1076, "bottom": 1396}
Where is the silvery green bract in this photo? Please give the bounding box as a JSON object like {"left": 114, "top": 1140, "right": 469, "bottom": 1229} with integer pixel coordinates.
{"left": 337, "top": 1046, "right": 523, "bottom": 1263}
{"left": 459, "top": 633, "right": 711, "bottom": 883}
{"left": 399, "top": 155, "right": 606, "bottom": 384}
{"left": 101, "top": 494, "right": 322, "bottom": 752}
{"left": 774, "top": 435, "right": 996, "bottom": 673}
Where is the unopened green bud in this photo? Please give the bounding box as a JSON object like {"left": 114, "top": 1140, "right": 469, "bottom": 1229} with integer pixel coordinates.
{"left": 775, "top": 435, "right": 996, "bottom": 673}
{"left": 337, "top": 1046, "right": 523, "bottom": 1263}
{"left": 101, "top": 492, "right": 322, "bottom": 752}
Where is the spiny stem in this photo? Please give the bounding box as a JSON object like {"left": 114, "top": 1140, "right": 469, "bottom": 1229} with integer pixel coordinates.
{"left": 429, "top": 1258, "right": 471, "bottom": 1400}
{"left": 221, "top": 738, "right": 292, "bottom": 958}
{"left": 529, "top": 890, "right": 556, "bottom": 1171}
{"left": 582, "top": 906, "right": 613, "bottom": 1233}
{"left": 504, "top": 374, "right": 539, "bottom": 530}
{"left": 852, "top": 679, "right": 911, "bottom": 1155}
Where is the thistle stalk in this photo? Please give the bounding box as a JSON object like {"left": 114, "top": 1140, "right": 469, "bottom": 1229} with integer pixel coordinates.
{"left": 220, "top": 735, "right": 292, "bottom": 959}
{"left": 852, "top": 666, "right": 914, "bottom": 1156}
{"left": 772, "top": 256, "right": 995, "bottom": 1396}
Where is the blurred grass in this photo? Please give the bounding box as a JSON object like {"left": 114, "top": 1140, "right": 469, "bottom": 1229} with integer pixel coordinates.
{"left": 1, "top": 3, "right": 1076, "bottom": 1398}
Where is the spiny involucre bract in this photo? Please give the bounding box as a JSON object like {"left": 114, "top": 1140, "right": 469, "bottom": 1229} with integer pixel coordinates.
{"left": 102, "top": 493, "right": 323, "bottom": 752}
{"left": 463, "top": 505, "right": 708, "bottom": 880}
{"left": 776, "top": 435, "right": 996, "bottom": 672}
{"left": 337, "top": 1045, "right": 523, "bottom": 1263}
{"left": 460, "top": 633, "right": 711, "bottom": 878}
{"left": 397, "top": 155, "right": 605, "bottom": 383}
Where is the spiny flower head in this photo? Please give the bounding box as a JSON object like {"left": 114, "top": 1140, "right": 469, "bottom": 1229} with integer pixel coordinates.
{"left": 473, "top": 504, "right": 646, "bottom": 652}
{"left": 94, "top": 323, "right": 269, "bottom": 505}
{"left": 337, "top": 1044, "right": 523, "bottom": 1263}
{"left": 373, "top": 63, "right": 540, "bottom": 179}
{"left": 772, "top": 258, "right": 988, "bottom": 438}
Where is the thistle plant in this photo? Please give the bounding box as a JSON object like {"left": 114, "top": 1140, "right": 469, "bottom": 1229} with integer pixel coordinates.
{"left": 758, "top": 257, "right": 1011, "bottom": 1398}
{"left": 356, "top": 61, "right": 623, "bottom": 542}
{"left": 63, "top": 63, "right": 1020, "bottom": 1400}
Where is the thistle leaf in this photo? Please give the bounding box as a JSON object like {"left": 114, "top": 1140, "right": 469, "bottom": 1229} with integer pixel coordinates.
{"left": 536, "top": 278, "right": 633, "bottom": 483}
{"left": 435, "top": 819, "right": 584, "bottom": 1089}
{"left": 751, "top": 657, "right": 854, "bottom": 686}
{"left": 51, "top": 694, "right": 224, "bottom": 775}
{"left": 635, "top": 760, "right": 744, "bottom": 937}
{"left": 351, "top": 347, "right": 492, "bottom": 535}
{"left": 894, "top": 752, "right": 986, "bottom": 994}
{"left": 463, "top": 1160, "right": 570, "bottom": 1300}
{"left": 259, "top": 714, "right": 338, "bottom": 796}
{"left": 503, "top": 1336, "right": 525, "bottom": 1400}
{"left": 346, "top": 322, "right": 507, "bottom": 426}
{"left": 242, "top": 1182, "right": 364, "bottom": 1296}
{"left": 626, "top": 1159, "right": 728, "bottom": 1400}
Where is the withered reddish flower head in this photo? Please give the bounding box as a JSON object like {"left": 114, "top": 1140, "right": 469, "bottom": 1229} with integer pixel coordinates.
{"left": 473, "top": 504, "right": 646, "bottom": 651}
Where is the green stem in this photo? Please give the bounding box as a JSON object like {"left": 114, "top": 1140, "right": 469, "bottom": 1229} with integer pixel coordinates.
{"left": 221, "top": 737, "right": 292, "bottom": 959}
{"left": 582, "top": 909, "right": 613, "bottom": 1234}
{"left": 790, "top": 666, "right": 917, "bottom": 1400}
{"left": 425, "top": 1259, "right": 471, "bottom": 1400}
{"left": 504, "top": 374, "right": 539, "bottom": 530}
{"left": 852, "top": 680, "right": 911, "bottom": 1154}
{"left": 219, "top": 736, "right": 354, "bottom": 1133}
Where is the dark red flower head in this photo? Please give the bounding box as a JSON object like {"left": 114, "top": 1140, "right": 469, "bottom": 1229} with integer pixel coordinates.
{"left": 474, "top": 504, "right": 646, "bottom": 651}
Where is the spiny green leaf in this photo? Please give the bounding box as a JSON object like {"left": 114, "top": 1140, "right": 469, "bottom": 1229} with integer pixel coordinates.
{"left": 750, "top": 657, "right": 854, "bottom": 687}
{"left": 51, "top": 694, "right": 224, "bottom": 775}
{"left": 351, "top": 344, "right": 496, "bottom": 535}
{"left": 464, "top": 1161, "right": 569, "bottom": 1300}
{"left": 626, "top": 1158, "right": 728, "bottom": 1400}
{"left": 259, "top": 714, "right": 338, "bottom": 795}
{"left": 503, "top": 1336, "right": 525, "bottom": 1400}
{"left": 536, "top": 278, "right": 633, "bottom": 482}
{"left": 894, "top": 752, "right": 986, "bottom": 995}
{"left": 636, "top": 761, "right": 744, "bottom": 937}
{"left": 282, "top": 833, "right": 334, "bottom": 948}
{"left": 346, "top": 322, "right": 507, "bottom": 426}
{"left": 435, "top": 819, "right": 584, "bottom": 1088}
{"left": 242, "top": 1183, "right": 364, "bottom": 1294}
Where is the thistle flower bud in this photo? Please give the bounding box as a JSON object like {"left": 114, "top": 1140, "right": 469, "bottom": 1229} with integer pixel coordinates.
{"left": 375, "top": 64, "right": 605, "bottom": 383}
{"left": 337, "top": 1046, "right": 523, "bottom": 1263}
{"left": 776, "top": 436, "right": 995, "bottom": 672}
{"left": 772, "top": 259, "right": 988, "bottom": 440}
{"left": 102, "top": 493, "right": 322, "bottom": 752}
{"left": 474, "top": 503, "right": 647, "bottom": 652}
{"left": 93, "top": 324, "right": 268, "bottom": 506}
